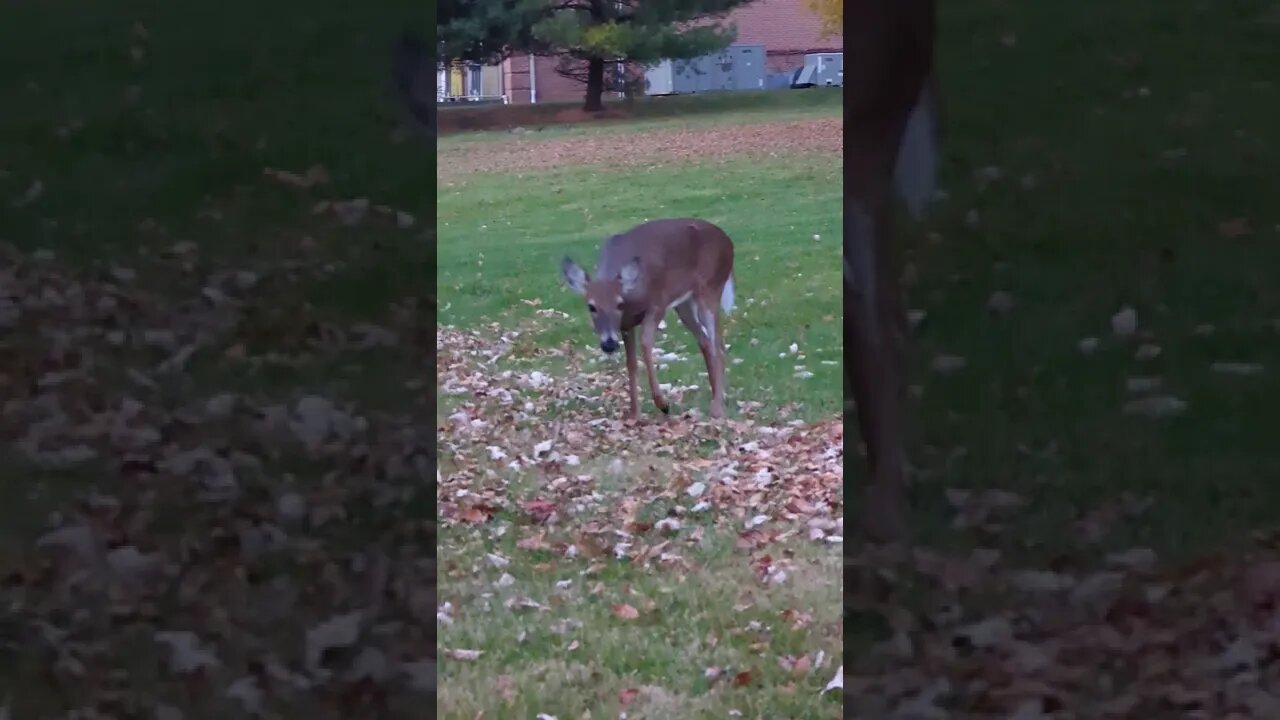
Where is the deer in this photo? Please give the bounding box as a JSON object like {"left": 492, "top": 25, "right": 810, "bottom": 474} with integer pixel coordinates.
{"left": 560, "top": 218, "right": 736, "bottom": 420}
{"left": 845, "top": 0, "right": 940, "bottom": 543}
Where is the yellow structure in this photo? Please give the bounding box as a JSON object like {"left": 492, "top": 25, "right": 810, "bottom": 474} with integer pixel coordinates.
{"left": 439, "top": 60, "right": 504, "bottom": 102}
{"left": 449, "top": 65, "right": 463, "bottom": 96}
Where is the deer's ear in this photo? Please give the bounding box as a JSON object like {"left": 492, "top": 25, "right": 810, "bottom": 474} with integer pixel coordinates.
{"left": 619, "top": 257, "right": 642, "bottom": 294}
{"left": 560, "top": 257, "right": 587, "bottom": 295}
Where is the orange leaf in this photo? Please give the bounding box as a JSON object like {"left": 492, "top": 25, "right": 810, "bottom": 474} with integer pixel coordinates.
{"left": 612, "top": 603, "right": 640, "bottom": 620}
{"left": 732, "top": 670, "right": 753, "bottom": 687}
{"left": 792, "top": 654, "right": 812, "bottom": 676}
{"left": 516, "top": 533, "right": 549, "bottom": 551}
{"left": 619, "top": 687, "right": 639, "bottom": 705}
{"left": 458, "top": 506, "right": 491, "bottom": 524}
{"left": 523, "top": 499, "right": 558, "bottom": 522}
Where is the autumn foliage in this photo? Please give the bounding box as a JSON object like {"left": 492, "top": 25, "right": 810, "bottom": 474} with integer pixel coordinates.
{"left": 805, "top": 0, "right": 841, "bottom": 37}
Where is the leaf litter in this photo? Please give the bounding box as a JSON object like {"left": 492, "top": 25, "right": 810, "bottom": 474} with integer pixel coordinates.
{"left": 436, "top": 317, "right": 844, "bottom": 704}
{"left": 437, "top": 321, "right": 843, "bottom": 551}
{"left": 0, "top": 241, "right": 432, "bottom": 717}
{"left": 437, "top": 117, "right": 842, "bottom": 181}
{"left": 846, "top": 500, "right": 1280, "bottom": 717}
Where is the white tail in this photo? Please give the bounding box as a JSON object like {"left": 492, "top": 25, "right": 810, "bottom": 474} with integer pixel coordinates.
{"left": 720, "top": 273, "right": 735, "bottom": 315}
{"left": 559, "top": 218, "right": 736, "bottom": 419}
{"left": 893, "top": 83, "right": 940, "bottom": 221}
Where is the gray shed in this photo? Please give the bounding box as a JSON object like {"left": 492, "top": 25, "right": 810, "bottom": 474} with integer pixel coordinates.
{"left": 795, "top": 52, "right": 843, "bottom": 87}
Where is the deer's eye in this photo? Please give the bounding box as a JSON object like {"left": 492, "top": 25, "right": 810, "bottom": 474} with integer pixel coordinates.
{"left": 587, "top": 303, "right": 597, "bottom": 313}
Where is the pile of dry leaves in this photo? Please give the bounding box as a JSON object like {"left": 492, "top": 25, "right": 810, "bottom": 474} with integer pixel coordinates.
{"left": 0, "top": 241, "right": 433, "bottom": 717}
{"left": 846, "top": 507, "right": 1280, "bottom": 718}
{"left": 436, "top": 116, "right": 842, "bottom": 180}
{"left": 436, "top": 322, "right": 844, "bottom": 565}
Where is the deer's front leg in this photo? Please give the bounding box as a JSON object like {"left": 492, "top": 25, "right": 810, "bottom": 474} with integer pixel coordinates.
{"left": 846, "top": 200, "right": 909, "bottom": 544}
{"left": 622, "top": 326, "right": 639, "bottom": 419}
{"left": 640, "top": 314, "right": 669, "bottom": 414}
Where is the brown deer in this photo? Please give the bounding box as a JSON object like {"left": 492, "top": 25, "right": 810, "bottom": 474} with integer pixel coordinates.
{"left": 846, "top": 0, "right": 940, "bottom": 543}
{"left": 561, "top": 219, "right": 735, "bottom": 420}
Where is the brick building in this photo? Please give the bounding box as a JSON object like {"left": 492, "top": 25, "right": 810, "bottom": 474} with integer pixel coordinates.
{"left": 440, "top": 0, "right": 841, "bottom": 105}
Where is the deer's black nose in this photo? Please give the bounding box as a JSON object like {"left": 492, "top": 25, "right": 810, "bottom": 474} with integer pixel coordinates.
{"left": 600, "top": 338, "right": 619, "bottom": 354}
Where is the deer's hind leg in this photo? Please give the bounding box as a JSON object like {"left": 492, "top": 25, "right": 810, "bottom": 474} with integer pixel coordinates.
{"left": 674, "top": 296, "right": 724, "bottom": 418}
{"left": 622, "top": 326, "right": 639, "bottom": 419}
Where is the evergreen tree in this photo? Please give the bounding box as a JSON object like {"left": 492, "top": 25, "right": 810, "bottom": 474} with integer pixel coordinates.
{"left": 439, "top": 0, "right": 550, "bottom": 65}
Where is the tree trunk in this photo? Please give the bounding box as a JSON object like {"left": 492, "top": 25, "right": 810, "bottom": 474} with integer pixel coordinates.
{"left": 583, "top": 56, "right": 606, "bottom": 112}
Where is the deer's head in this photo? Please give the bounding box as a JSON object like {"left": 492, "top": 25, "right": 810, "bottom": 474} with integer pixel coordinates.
{"left": 560, "top": 255, "right": 641, "bottom": 355}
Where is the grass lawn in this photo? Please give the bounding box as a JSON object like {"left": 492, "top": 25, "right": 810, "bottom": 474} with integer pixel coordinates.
{"left": 908, "top": 0, "right": 1280, "bottom": 556}
{"left": 438, "top": 87, "right": 844, "bottom": 142}
{"left": 436, "top": 95, "right": 845, "bottom": 715}
{"left": 438, "top": 155, "right": 843, "bottom": 420}
{"left": 0, "top": 2, "right": 432, "bottom": 717}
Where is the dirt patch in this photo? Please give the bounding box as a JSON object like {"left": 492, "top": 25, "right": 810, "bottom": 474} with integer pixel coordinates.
{"left": 438, "top": 102, "right": 633, "bottom": 135}
{"left": 437, "top": 117, "right": 842, "bottom": 179}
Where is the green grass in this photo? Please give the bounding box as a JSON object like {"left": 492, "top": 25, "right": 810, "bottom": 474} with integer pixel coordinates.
{"left": 901, "top": 0, "right": 1280, "bottom": 559}
{"left": 0, "top": 1, "right": 429, "bottom": 266}
{"left": 440, "top": 87, "right": 844, "bottom": 144}
{"left": 438, "top": 153, "right": 843, "bottom": 422}
{"left": 439, "top": 527, "right": 841, "bottom": 719}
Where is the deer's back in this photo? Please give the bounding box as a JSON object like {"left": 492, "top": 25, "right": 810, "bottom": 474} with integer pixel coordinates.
{"left": 600, "top": 218, "right": 732, "bottom": 276}
{"left": 600, "top": 218, "right": 734, "bottom": 307}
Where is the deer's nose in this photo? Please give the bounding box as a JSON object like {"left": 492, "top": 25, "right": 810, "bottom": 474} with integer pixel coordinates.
{"left": 600, "top": 338, "right": 619, "bottom": 354}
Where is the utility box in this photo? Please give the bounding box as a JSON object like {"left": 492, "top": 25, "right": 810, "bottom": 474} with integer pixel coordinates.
{"left": 727, "top": 44, "right": 765, "bottom": 91}
{"left": 644, "top": 56, "right": 713, "bottom": 94}
{"left": 803, "top": 52, "right": 843, "bottom": 87}
{"left": 644, "top": 44, "right": 766, "bottom": 95}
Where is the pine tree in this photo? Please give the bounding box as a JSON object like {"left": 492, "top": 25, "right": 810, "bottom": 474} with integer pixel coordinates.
{"left": 440, "top": 0, "right": 759, "bottom": 111}
{"left": 439, "top": 0, "right": 550, "bottom": 65}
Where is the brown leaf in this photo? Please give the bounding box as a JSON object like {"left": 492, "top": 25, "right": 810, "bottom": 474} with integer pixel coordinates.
{"left": 457, "top": 506, "right": 492, "bottom": 524}
{"left": 792, "top": 654, "right": 812, "bottom": 676}
{"left": 612, "top": 603, "right": 639, "bottom": 620}
{"left": 523, "top": 499, "right": 558, "bottom": 523}
{"left": 516, "top": 533, "right": 550, "bottom": 551}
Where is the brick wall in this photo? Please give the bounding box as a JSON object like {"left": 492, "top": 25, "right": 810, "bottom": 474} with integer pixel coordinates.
{"left": 730, "top": 0, "right": 842, "bottom": 54}
{"left": 501, "top": 54, "right": 530, "bottom": 103}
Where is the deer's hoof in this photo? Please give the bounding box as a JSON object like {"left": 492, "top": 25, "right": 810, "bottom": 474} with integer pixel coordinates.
{"left": 860, "top": 485, "right": 911, "bottom": 546}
